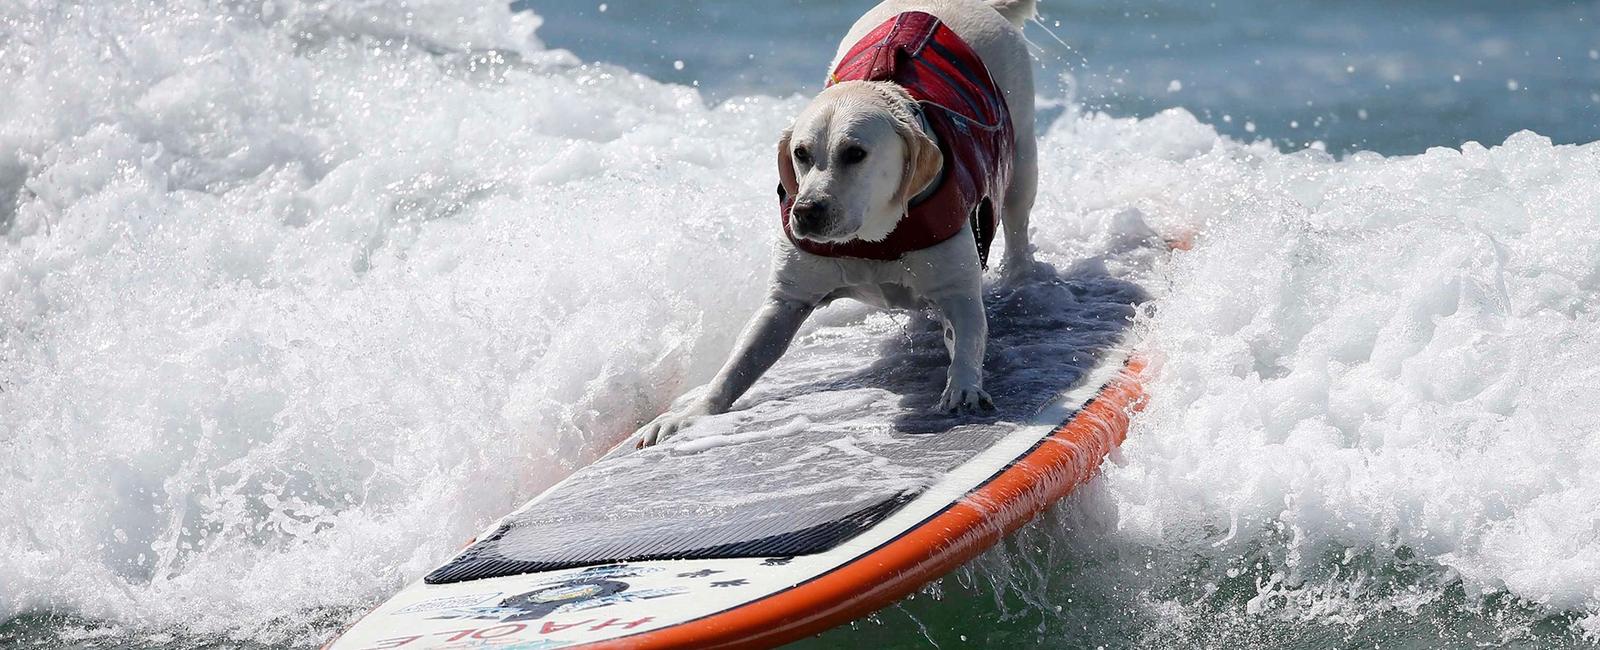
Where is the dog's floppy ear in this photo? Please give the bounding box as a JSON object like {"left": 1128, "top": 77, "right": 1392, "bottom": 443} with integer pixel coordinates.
{"left": 896, "top": 121, "right": 943, "bottom": 211}
{"left": 777, "top": 127, "right": 798, "bottom": 198}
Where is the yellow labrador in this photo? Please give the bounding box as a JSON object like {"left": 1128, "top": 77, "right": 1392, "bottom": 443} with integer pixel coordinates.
{"left": 639, "top": 0, "right": 1038, "bottom": 446}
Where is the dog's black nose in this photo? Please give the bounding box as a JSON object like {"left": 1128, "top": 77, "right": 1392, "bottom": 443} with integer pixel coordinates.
{"left": 791, "top": 199, "right": 827, "bottom": 231}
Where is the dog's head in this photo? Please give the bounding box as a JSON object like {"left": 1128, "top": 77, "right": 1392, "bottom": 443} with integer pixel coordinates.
{"left": 778, "top": 81, "right": 943, "bottom": 243}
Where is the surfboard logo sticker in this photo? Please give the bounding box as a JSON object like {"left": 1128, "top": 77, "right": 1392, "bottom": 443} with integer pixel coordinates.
{"left": 494, "top": 581, "right": 630, "bottom": 621}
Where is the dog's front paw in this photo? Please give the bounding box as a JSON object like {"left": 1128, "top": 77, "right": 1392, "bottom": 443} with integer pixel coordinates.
{"left": 635, "top": 402, "right": 711, "bottom": 448}
{"left": 938, "top": 379, "right": 994, "bottom": 413}
{"left": 999, "top": 253, "right": 1037, "bottom": 289}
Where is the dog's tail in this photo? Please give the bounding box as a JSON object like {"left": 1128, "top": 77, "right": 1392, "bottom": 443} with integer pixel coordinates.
{"left": 987, "top": 0, "right": 1037, "bottom": 27}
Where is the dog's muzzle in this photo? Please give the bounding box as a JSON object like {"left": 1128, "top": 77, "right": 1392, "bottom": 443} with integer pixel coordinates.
{"left": 789, "top": 199, "right": 830, "bottom": 237}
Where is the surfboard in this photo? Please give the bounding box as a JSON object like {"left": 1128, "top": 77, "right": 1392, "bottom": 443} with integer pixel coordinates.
{"left": 325, "top": 260, "right": 1152, "bottom": 650}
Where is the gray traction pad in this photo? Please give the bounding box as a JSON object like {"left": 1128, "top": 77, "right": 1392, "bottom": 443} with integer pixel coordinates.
{"left": 428, "top": 261, "right": 1145, "bottom": 584}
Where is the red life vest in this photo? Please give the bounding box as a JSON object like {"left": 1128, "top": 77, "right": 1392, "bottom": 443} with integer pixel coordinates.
{"left": 779, "top": 11, "right": 1014, "bottom": 266}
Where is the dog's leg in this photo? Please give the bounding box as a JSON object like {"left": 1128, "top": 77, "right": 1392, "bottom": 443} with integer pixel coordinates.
{"left": 932, "top": 289, "right": 993, "bottom": 412}
{"left": 1000, "top": 88, "right": 1038, "bottom": 286}
{"left": 907, "top": 229, "right": 994, "bottom": 412}
{"left": 636, "top": 296, "right": 815, "bottom": 447}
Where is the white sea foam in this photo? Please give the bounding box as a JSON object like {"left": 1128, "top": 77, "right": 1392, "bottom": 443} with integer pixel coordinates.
{"left": 1, "top": 0, "right": 790, "bottom": 641}
{"left": 1097, "top": 121, "right": 1600, "bottom": 632}
{"left": 2, "top": 0, "right": 1599, "bottom": 646}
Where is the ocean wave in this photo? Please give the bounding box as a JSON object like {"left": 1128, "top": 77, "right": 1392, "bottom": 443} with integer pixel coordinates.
{"left": 2, "top": 0, "right": 1597, "bottom": 646}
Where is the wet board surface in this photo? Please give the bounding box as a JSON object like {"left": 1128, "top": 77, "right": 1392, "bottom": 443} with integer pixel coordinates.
{"left": 328, "top": 260, "right": 1149, "bottom": 650}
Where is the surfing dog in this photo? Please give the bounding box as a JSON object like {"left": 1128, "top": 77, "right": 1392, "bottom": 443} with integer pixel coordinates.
{"left": 638, "top": 0, "right": 1039, "bottom": 446}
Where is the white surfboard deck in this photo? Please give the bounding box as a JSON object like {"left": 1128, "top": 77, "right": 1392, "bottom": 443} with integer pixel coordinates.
{"left": 327, "top": 260, "right": 1151, "bottom": 650}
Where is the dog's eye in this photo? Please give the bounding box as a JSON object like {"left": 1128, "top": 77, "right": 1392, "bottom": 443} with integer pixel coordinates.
{"left": 841, "top": 146, "right": 867, "bottom": 165}
{"left": 793, "top": 147, "right": 811, "bottom": 165}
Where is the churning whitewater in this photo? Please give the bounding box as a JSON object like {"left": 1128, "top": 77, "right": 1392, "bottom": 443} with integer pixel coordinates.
{"left": 2, "top": 0, "right": 1598, "bottom": 647}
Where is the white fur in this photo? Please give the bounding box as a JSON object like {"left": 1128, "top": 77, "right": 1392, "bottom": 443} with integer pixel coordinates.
{"left": 781, "top": 82, "right": 922, "bottom": 244}
{"left": 637, "top": 0, "right": 1038, "bottom": 446}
